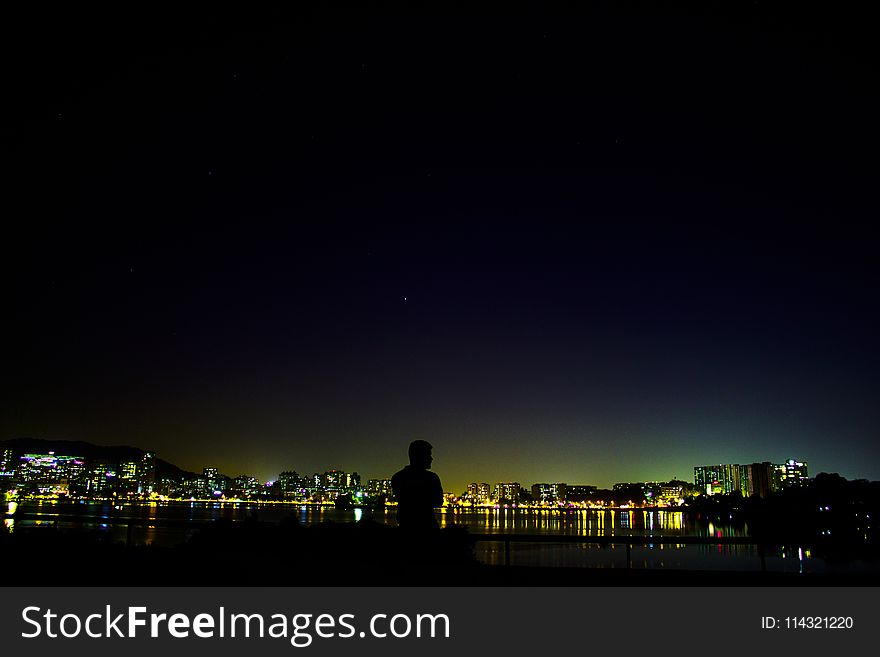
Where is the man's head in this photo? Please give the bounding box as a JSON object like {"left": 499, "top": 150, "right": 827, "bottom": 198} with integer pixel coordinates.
{"left": 408, "top": 439, "right": 434, "bottom": 469}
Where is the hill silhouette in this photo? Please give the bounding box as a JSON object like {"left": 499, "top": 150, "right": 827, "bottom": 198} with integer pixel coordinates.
{"left": 0, "top": 437, "right": 197, "bottom": 480}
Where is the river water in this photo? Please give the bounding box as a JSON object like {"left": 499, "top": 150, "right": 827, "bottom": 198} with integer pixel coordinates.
{"left": 4, "top": 499, "right": 873, "bottom": 574}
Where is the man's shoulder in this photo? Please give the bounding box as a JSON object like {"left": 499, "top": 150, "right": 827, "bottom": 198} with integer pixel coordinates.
{"left": 391, "top": 466, "right": 439, "bottom": 483}
{"left": 390, "top": 467, "right": 413, "bottom": 486}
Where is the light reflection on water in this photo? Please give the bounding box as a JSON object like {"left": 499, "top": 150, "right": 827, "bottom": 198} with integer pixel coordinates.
{"left": 6, "top": 501, "right": 397, "bottom": 546}
{"left": 7, "top": 502, "right": 715, "bottom": 535}
{"left": 7, "top": 501, "right": 865, "bottom": 573}
{"left": 438, "top": 507, "right": 690, "bottom": 536}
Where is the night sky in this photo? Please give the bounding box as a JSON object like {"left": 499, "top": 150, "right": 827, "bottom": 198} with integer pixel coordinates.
{"left": 3, "top": 3, "right": 878, "bottom": 492}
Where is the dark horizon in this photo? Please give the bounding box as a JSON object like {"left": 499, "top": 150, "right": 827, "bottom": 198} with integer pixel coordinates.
{"left": 3, "top": 4, "right": 878, "bottom": 495}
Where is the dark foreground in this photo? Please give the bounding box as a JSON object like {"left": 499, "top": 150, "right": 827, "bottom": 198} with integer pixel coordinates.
{"left": 3, "top": 520, "right": 878, "bottom": 587}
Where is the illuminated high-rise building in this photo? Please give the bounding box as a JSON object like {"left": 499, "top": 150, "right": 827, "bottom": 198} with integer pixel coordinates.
{"left": 0, "top": 448, "right": 13, "bottom": 474}
{"left": 322, "top": 469, "right": 345, "bottom": 492}
{"left": 531, "top": 483, "right": 567, "bottom": 504}
{"left": 347, "top": 471, "right": 361, "bottom": 489}
{"left": 565, "top": 485, "right": 598, "bottom": 503}
{"left": 737, "top": 464, "right": 753, "bottom": 497}
{"left": 696, "top": 459, "right": 808, "bottom": 497}
{"left": 466, "top": 482, "right": 492, "bottom": 504}
{"left": 782, "top": 459, "right": 809, "bottom": 487}
{"left": 203, "top": 467, "right": 221, "bottom": 496}
{"left": 117, "top": 460, "right": 139, "bottom": 494}
{"left": 658, "top": 483, "right": 684, "bottom": 505}
{"left": 0, "top": 449, "right": 13, "bottom": 490}
{"left": 492, "top": 482, "right": 521, "bottom": 504}
{"left": 278, "top": 471, "right": 308, "bottom": 500}
{"left": 694, "top": 464, "right": 740, "bottom": 496}
{"left": 312, "top": 469, "right": 347, "bottom": 499}
{"left": 367, "top": 478, "right": 392, "bottom": 498}
{"left": 231, "top": 474, "right": 262, "bottom": 499}
{"left": 138, "top": 451, "right": 156, "bottom": 495}
{"left": 87, "top": 460, "right": 115, "bottom": 496}
{"left": 693, "top": 465, "right": 721, "bottom": 494}
{"left": 19, "top": 453, "right": 58, "bottom": 485}
{"left": 181, "top": 475, "right": 204, "bottom": 498}
{"left": 55, "top": 456, "right": 87, "bottom": 495}
{"left": 15, "top": 452, "right": 86, "bottom": 495}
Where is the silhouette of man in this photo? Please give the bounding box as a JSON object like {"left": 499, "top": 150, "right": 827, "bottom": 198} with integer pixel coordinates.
{"left": 391, "top": 440, "right": 443, "bottom": 531}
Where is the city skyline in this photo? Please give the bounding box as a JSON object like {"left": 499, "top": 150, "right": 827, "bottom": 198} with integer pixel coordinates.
{"left": 3, "top": 6, "right": 878, "bottom": 495}
{"left": 2, "top": 437, "right": 822, "bottom": 496}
